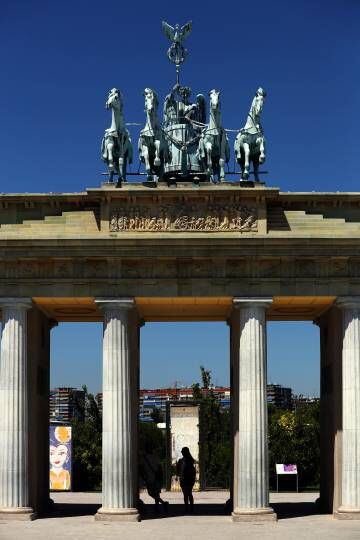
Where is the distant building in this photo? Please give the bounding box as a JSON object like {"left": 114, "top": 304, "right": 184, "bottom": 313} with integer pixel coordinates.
{"left": 82, "top": 383, "right": 295, "bottom": 422}
{"left": 49, "top": 387, "right": 85, "bottom": 422}
{"left": 139, "top": 387, "right": 231, "bottom": 421}
{"left": 293, "top": 394, "right": 320, "bottom": 408}
{"left": 267, "top": 384, "right": 293, "bottom": 409}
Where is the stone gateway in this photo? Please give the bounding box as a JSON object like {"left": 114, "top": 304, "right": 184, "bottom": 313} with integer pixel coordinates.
{"left": 0, "top": 184, "right": 360, "bottom": 522}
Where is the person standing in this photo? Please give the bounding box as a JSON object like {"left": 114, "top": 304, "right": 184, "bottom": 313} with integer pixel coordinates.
{"left": 176, "top": 447, "right": 196, "bottom": 512}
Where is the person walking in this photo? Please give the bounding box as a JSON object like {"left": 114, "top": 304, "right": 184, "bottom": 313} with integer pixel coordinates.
{"left": 140, "top": 444, "right": 169, "bottom": 513}
{"left": 176, "top": 447, "right": 196, "bottom": 512}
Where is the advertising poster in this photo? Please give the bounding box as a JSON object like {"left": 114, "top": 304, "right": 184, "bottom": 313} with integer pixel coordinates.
{"left": 276, "top": 463, "right": 297, "bottom": 475}
{"left": 49, "top": 425, "right": 72, "bottom": 491}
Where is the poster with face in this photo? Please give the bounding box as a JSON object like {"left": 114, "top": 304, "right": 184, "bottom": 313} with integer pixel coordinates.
{"left": 49, "top": 425, "right": 72, "bottom": 490}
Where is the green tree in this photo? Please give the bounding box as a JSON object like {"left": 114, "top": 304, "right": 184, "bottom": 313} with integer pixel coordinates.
{"left": 193, "top": 366, "right": 231, "bottom": 489}
{"left": 139, "top": 421, "right": 167, "bottom": 488}
{"left": 150, "top": 406, "right": 164, "bottom": 424}
{"left": 268, "top": 401, "right": 320, "bottom": 489}
{"left": 71, "top": 385, "right": 102, "bottom": 491}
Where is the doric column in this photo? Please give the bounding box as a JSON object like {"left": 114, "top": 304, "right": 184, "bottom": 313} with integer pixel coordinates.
{"left": 315, "top": 307, "right": 342, "bottom": 515}
{"left": 95, "top": 298, "right": 140, "bottom": 522}
{"left": 335, "top": 297, "right": 360, "bottom": 519}
{"left": 0, "top": 298, "right": 35, "bottom": 520}
{"left": 231, "top": 298, "right": 276, "bottom": 522}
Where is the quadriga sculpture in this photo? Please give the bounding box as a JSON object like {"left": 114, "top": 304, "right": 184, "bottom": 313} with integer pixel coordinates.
{"left": 198, "top": 89, "right": 230, "bottom": 183}
{"left": 234, "top": 88, "right": 266, "bottom": 182}
{"left": 138, "top": 88, "right": 163, "bottom": 182}
{"left": 101, "top": 88, "right": 133, "bottom": 183}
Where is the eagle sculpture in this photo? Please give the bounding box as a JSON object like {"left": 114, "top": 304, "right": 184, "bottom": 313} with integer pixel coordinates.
{"left": 162, "top": 21, "right": 192, "bottom": 45}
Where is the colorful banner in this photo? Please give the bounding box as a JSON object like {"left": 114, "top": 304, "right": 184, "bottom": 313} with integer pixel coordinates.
{"left": 49, "top": 425, "right": 72, "bottom": 490}
{"left": 276, "top": 463, "right": 297, "bottom": 475}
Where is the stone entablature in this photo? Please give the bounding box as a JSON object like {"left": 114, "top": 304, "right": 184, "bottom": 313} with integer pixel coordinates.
{"left": 0, "top": 185, "right": 360, "bottom": 298}
{"left": 2, "top": 185, "right": 360, "bottom": 238}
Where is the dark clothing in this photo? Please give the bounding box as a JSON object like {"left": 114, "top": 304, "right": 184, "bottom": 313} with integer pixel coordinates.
{"left": 141, "top": 453, "right": 163, "bottom": 497}
{"left": 177, "top": 457, "right": 196, "bottom": 489}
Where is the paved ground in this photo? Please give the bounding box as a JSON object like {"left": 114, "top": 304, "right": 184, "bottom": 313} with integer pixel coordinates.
{"left": 1, "top": 491, "right": 360, "bottom": 540}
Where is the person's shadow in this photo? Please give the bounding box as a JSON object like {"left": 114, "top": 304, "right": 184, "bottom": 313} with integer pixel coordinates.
{"left": 140, "top": 502, "right": 229, "bottom": 520}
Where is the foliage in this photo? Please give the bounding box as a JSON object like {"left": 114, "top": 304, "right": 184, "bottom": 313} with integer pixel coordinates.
{"left": 268, "top": 401, "right": 320, "bottom": 489}
{"left": 150, "top": 406, "right": 164, "bottom": 424}
{"left": 71, "top": 385, "right": 102, "bottom": 491}
{"left": 139, "top": 421, "right": 167, "bottom": 487}
{"left": 139, "top": 421, "right": 166, "bottom": 461}
{"left": 193, "top": 366, "right": 231, "bottom": 489}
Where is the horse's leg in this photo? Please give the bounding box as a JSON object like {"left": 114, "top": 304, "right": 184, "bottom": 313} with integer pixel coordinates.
{"left": 259, "top": 137, "right": 266, "bottom": 163}
{"left": 154, "top": 139, "right": 161, "bottom": 167}
{"left": 205, "top": 141, "right": 213, "bottom": 181}
{"left": 117, "top": 156, "right": 127, "bottom": 185}
{"left": 142, "top": 145, "right": 152, "bottom": 181}
{"left": 242, "top": 143, "right": 250, "bottom": 180}
{"left": 107, "top": 141, "right": 115, "bottom": 181}
{"left": 118, "top": 155, "right": 124, "bottom": 181}
{"left": 219, "top": 158, "right": 225, "bottom": 182}
{"left": 123, "top": 158, "right": 127, "bottom": 182}
{"left": 219, "top": 135, "right": 226, "bottom": 182}
{"left": 253, "top": 157, "right": 260, "bottom": 182}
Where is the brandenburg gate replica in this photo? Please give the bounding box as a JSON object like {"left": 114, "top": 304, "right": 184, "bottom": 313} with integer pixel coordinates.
{"left": 1, "top": 21, "right": 360, "bottom": 523}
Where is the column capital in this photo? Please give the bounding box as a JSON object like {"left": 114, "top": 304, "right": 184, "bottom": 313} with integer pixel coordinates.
{"left": 233, "top": 297, "right": 273, "bottom": 310}
{"left": 95, "top": 297, "right": 135, "bottom": 312}
{"left": 336, "top": 296, "right": 360, "bottom": 310}
{"left": 0, "top": 298, "right": 32, "bottom": 311}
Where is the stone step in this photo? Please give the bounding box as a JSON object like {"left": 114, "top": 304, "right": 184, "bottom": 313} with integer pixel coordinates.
{"left": 0, "top": 210, "right": 98, "bottom": 233}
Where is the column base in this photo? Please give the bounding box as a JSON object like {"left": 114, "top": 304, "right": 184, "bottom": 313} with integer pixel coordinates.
{"left": 0, "top": 507, "right": 37, "bottom": 521}
{"left": 334, "top": 506, "right": 360, "bottom": 520}
{"left": 232, "top": 507, "right": 277, "bottom": 522}
{"left": 95, "top": 507, "right": 140, "bottom": 522}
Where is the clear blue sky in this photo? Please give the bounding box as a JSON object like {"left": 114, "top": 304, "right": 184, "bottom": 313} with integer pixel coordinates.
{"left": 50, "top": 322, "right": 320, "bottom": 396}
{"left": 2, "top": 1, "right": 358, "bottom": 395}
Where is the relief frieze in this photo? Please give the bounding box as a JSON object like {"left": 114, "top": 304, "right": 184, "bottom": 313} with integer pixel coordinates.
{"left": 109, "top": 203, "right": 258, "bottom": 233}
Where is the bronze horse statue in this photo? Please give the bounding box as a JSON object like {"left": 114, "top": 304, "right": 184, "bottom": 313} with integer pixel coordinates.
{"left": 234, "top": 88, "right": 266, "bottom": 182}
{"left": 101, "top": 88, "right": 133, "bottom": 183}
{"left": 198, "top": 89, "right": 230, "bottom": 183}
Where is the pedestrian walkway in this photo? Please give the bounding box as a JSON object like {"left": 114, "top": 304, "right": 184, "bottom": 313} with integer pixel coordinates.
{"left": 1, "top": 491, "right": 359, "bottom": 540}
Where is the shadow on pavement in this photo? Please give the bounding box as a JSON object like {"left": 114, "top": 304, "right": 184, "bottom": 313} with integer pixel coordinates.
{"left": 272, "top": 501, "right": 320, "bottom": 519}
{"left": 43, "top": 502, "right": 101, "bottom": 518}
{"left": 140, "top": 503, "right": 229, "bottom": 520}
{"left": 42, "top": 500, "right": 321, "bottom": 521}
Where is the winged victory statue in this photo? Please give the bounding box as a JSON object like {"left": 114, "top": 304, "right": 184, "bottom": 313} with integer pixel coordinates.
{"left": 162, "top": 20, "right": 192, "bottom": 84}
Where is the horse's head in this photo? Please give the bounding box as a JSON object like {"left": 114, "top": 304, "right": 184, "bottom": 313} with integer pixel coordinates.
{"left": 143, "top": 88, "right": 159, "bottom": 112}
{"left": 209, "top": 89, "right": 220, "bottom": 111}
{"left": 251, "top": 87, "right": 266, "bottom": 119}
{"left": 106, "top": 88, "right": 122, "bottom": 111}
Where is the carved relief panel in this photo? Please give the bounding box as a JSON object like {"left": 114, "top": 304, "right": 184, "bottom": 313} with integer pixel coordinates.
{"left": 109, "top": 203, "right": 258, "bottom": 233}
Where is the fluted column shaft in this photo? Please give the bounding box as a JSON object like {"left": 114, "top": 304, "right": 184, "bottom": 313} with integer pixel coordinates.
{"left": 0, "top": 298, "right": 34, "bottom": 519}
{"left": 95, "top": 298, "right": 139, "bottom": 522}
{"left": 232, "top": 298, "right": 276, "bottom": 521}
{"left": 336, "top": 298, "right": 360, "bottom": 518}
